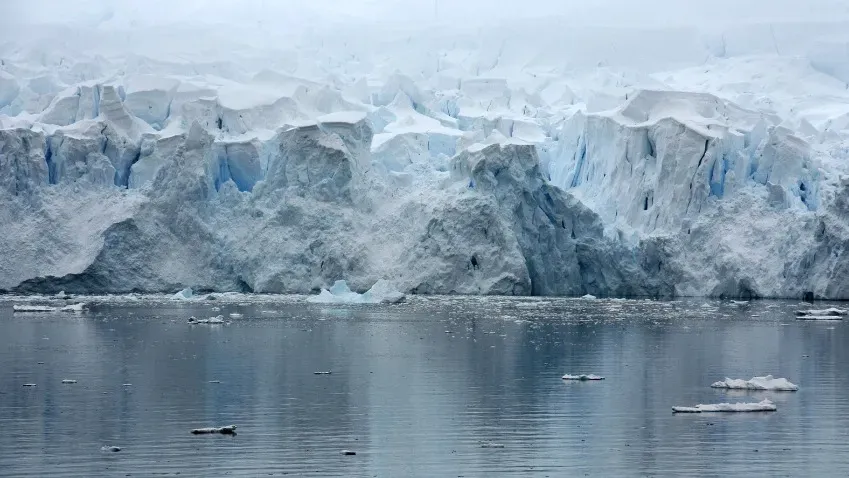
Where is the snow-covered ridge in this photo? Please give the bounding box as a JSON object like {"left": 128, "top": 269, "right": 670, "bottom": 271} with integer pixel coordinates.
{"left": 3, "top": 14, "right": 849, "bottom": 298}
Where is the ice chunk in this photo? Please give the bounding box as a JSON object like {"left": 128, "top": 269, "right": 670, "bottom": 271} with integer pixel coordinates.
{"left": 672, "top": 399, "right": 777, "bottom": 413}
{"left": 61, "top": 379, "right": 77, "bottom": 384}
{"left": 13, "top": 303, "right": 85, "bottom": 312}
{"left": 796, "top": 315, "right": 843, "bottom": 321}
{"left": 190, "top": 425, "right": 236, "bottom": 435}
{"left": 562, "top": 374, "right": 605, "bottom": 381}
{"left": 362, "top": 279, "right": 406, "bottom": 304}
{"left": 188, "top": 315, "right": 225, "bottom": 324}
{"left": 307, "top": 280, "right": 405, "bottom": 304}
{"left": 13, "top": 305, "right": 58, "bottom": 312}
{"left": 101, "top": 446, "right": 121, "bottom": 452}
{"left": 710, "top": 375, "right": 799, "bottom": 391}
{"left": 796, "top": 308, "right": 847, "bottom": 317}
{"left": 173, "top": 288, "right": 194, "bottom": 300}
{"left": 580, "top": 294, "right": 598, "bottom": 300}
{"left": 60, "top": 303, "right": 86, "bottom": 312}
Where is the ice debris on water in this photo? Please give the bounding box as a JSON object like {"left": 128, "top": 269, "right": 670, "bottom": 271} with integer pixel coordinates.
{"left": 710, "top": 375, "right": 798, "bottom": 391}
{"left": 173, "top": 288, "right": 194, "bottom": 300}
{"left": 191, "top": 425, "right": 237, "bottom": 435}
{"left": 307, "top": 280, "right": 405, "bottom": 304}
{"left": 580, "top": 294, "right": 597, "bottom": 300}
{"left": 188, "top": 315, "right": 226, "bottom": 324}
{"left": 13, "top": 303, "right": 86, "bottom": 312}
{"left": 314, "top": 371, "right": 332, "bottom": 375}
{"left": 562, "top": 374, "right": 605, "bottom": 381}
{"left": 101, "top": 446, "right": 121, "bottom": 452}
{"left": 796, "top": 308, "right": 846, "bottom": 320}
{"left": 22, "top": 383, "right": 36, "bottom": 387}
{"left": 229, "top": 312, "right": 243, "bottom": 318}
{"left": 61, "top": 379, "right": 77, "bottom": 384}
{"left": 797, "top": 307, "right": 847, "bottom": 316}
{"left": 13, "top": 305, "right": 57, "bottom": 312}
{"left": 672, "top": 399, "right": 777, "bottom": 413}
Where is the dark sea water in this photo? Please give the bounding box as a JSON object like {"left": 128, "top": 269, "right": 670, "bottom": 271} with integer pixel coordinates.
{"left": 0, "top": 295, "right": 847, "bottom": 477}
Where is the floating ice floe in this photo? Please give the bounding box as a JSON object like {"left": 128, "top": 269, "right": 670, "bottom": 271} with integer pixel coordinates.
{"left": 710, "top": 375, "right": 798, "bottom": 391}
{"left": 61, "top": 379, "right": 77, "bottom": 384}
{"left": 101, "top": 446, "right": 121, "bottom": 452}
{"left": 22, "top": 383, "right": 36, "bottom": 387}
{"left": 796, "top": 308, "right": 846, "bottom": 320}
{"left": 580, "top": 294, "right": 597, "bottom": 300}
{"left": 188, "top": 315, "right": 226, "bottom": 324}
{"left": 229, "top": 312, "right": 243, "bottom": 318}
{"left": 191, "top": 425, "right": 237, "bottom": 435}
{"left": 61, "top": 303, "right": 86, "bottom": 312}
{"left": 314, "top": 371, "right": 332, "bottom": 375}
{"left": 731, "top": 300, "right": 749, "bottom": 305}
{"left": 562, "top": 374, "right": 605, "bottom": 381}
{"left": 173, "top": 288, "right": 194, "bottom": 300}
{"left": 307, "top": 280, "right": 405, "bottom": 304}
{"left": 13, "top": 303, "right": 86, "bottom": 312}
{"left": 672, "top": 399, "right": 777, "bottom": 413}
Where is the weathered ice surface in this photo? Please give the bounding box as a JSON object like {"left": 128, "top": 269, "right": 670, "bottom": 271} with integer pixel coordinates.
{"left": 4, "top": 7, "right": 849, "bottom": 298}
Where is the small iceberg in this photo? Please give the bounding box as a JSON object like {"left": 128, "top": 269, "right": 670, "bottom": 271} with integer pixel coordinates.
{"left": 562, "top": 374, "right": 605, "bottom": 381}
{"left": 13, "top": 303, "right": 85, "bottom": 313}
{"left": 60, "top": 303, "right": 86, "bottom": 312}
{"left": 61, "top": 379, "right": 77, "bottom": 384}
{"left": 173, "top": 288, "right": 194, "bottom": 300}
{"left": 101, "top": 446, "right": 121, "bottom": 452}
{"left": 796, "top": 307, "right": 847, "bottom": 316}
{"left": 672, "top": 399, "right": 777, "bottom": 413}
{"left": 190, "top": 425, "right": 236, "bottom": 435}
{"left": 731, "top": 300, "right": 749, "bottom": 305}
{"left": 710, "top": 375, "right": 798, "bottom": 391}
{"left": 307, "top": 280, "right": 405, "bottom": 304}
{"left": 796, "top": 308, "right": 846, "bottom": 320}
{"left": 188, "top": 315, "right": 226, "bottom": 324}
{"left": 580, "top": 294, "right": 597, "bottom": 300}
{"left": 314, "top": 371, "right": 332, "bottom": 375}
{"left": 13, "top": 305, "right": 57, "bottom": 312}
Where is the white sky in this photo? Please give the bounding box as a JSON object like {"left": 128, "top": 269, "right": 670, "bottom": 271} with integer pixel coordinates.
{"left": 3, "top": 0, "right": 848, "bottom": 29}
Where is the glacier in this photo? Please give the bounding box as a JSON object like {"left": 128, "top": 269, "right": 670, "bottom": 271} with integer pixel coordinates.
{"left": 3, "top": 3, "right": 849, "bottom": 299}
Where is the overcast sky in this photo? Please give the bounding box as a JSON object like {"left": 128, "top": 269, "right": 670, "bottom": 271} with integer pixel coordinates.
{"left": 3, "top": 0, "right": 848, "bottom": 30}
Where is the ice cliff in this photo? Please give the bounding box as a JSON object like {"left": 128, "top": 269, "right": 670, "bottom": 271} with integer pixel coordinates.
{"left": 3, "top": 13, "right": 849, "bottom": 299}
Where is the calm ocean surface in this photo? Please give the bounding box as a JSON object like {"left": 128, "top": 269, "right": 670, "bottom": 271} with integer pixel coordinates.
{"left": 1, "top": 295, "right": 847, "bottom": 476}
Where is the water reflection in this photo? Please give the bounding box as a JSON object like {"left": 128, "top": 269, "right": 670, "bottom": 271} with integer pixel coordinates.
{"left": 0, "top": 298, "right": 847, "bottom": 476}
